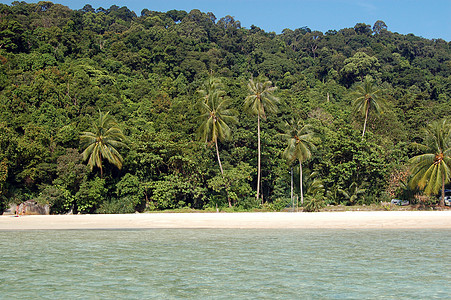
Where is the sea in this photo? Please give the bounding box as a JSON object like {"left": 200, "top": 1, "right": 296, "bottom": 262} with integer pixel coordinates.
{"left": 0, "top": 229, "right": 450, "bottom": 299}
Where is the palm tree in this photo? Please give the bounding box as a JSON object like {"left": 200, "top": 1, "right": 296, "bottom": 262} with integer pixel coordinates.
{"left": 352, "top": 78, "right": 387, "bottom": 139}
{"left": 282, "top": 119, "right": 315, "bottom": 205}
{"left": 409, "top": 119, "right": 451, "bottom": 206}
{"left": 198, "top": 74, "right": 224, "bottom": 107}
{"left": 80, "top": 111, "right": 126, "bottom": 178}
{"left": 338, "top": 182, "right": 366, "bottom": 205}
{"left": 306, "top": 172, "right": 325, "bottom": 198}
{"left": 197, "top": 77, "right": 237, "bottom": 207}
{"left": 244, "top": 77, "right": 280, "bottom": 203}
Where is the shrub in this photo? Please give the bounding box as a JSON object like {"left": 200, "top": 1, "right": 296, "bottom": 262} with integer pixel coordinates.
{"left": 303, "top": 195, "right": 325, "bottom": 212}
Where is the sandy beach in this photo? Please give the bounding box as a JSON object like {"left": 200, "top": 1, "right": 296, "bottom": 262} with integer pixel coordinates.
{"left": 1, "top": 211, "right": 451, "bottom": 230}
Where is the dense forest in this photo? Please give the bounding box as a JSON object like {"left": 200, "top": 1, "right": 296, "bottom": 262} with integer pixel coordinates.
{"left": 0, "top": 1, "right": 450, "bottom": 214}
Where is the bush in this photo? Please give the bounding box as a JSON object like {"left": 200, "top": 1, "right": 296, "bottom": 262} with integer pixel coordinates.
{"left": 38, "top": 185, "right": 73, "bottom": 214}
{"left": 262, "top": 197, "right": 291, "bottom": 211}
{"left": 97, "top": 196, "right": 137, "bottom": 214}
{"left": 0, "top": 195, "right": 6, "bottom": 214}
{"left": 303, "top": 196, "right": 325, "bottom": 212}
{"left": 74, "top": 177, "right": 107, "bottom": 213}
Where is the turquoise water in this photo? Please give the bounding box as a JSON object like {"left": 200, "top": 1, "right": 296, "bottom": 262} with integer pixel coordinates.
{"left": 0, "top": 229, "right": 450, "bottom": 299}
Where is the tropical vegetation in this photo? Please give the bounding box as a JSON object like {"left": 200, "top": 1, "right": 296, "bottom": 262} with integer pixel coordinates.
{"left": 409, "top": 119, "right": 451, "bottom": 206}
{"left": 0, "top": 2, "right": 450, "bottom": 214}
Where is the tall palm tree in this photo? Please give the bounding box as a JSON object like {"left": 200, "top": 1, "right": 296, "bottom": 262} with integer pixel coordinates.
{"left": 80, "top": 111, "right": 126, "bottom": 178}
{"left": 409, "top": 118, "right": 451, "bottom": 206}
{"left": 282, "top": 119, "right": 315, "bottom": 205}
{"left": 352, "top": 78, "right": 387, "bottom": 139}
{"left": 197, "top": 77, "right": 237, "bottom": 206}
{"left": 244, "top": 77, "right": 280, "bottom": 203}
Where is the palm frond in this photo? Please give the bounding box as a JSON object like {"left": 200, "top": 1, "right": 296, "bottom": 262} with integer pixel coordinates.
{"left": 80, "top": 111, "right": 127, "bottom": 174}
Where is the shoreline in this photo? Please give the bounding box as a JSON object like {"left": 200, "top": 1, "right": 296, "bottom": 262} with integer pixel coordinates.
{"left": 1, "top": 211, "right": 451, "bottom": 230}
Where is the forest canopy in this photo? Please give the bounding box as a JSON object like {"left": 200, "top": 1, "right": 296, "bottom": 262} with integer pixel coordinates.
{"left": 0, "top": 1, "right": 450, "bottom": 213}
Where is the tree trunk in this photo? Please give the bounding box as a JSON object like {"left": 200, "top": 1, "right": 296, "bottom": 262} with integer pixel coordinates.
{"left": 257, "top": 115, "right": 261, "bottom": 204}
{"left": 362, "top": 102, "right": 370, "bottom": 140}
{"left": 291, "top": 167, "right": 294, "bottom": 212}
{"left": 215, "top": 138, "right": 224, "bottom": 175}
{"left": 215, "top": 137, "right": 231, "bottom": 208}
{"left": 440, "top": 176, "right": 445, "bottom": 207}
{"left": 299, "top": 160, "right": 304, "bottom": 206}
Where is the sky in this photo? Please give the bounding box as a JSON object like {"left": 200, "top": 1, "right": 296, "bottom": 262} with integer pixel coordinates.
{"left": 3, "top": 0, "right": 451, "bottom": 41}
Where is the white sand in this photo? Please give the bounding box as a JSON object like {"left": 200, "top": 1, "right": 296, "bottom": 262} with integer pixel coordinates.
{"left": 1, "top": 211, "right": 451, "bottom": 230}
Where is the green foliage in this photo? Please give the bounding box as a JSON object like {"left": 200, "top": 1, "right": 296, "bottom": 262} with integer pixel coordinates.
{"left": 303, "top": 195, "right": 325, "bottom": 212}
{"left": 74, "top": 177, "right": 107, "bottom": 213}
{"left": 317, "top": 126, "right": 389, "bottom": 201}
{"left": 207, "top": 162, "right": 254, "bottom": 208}
{"left": 262, "top": 197, "right": 291, "bottom": 211}
{"left": 282, "top": 120, "right": 315, "bottom": 163}
{"left": 244, "top": 76, "right": 280, "bottom": 202}
{"left": 80, "top": 111, "right": 127, "bottom": 177}
{"left": 282, "top": 119, "right": 316, "bottom": 204}
{"left": 53, "top": 148, "right": 88, "bottom": 192}
{"left": 352, "top": 77, "right": 387, "bottom": 139}
{"left": 38, "top": 184, "right": 73, "bottom": 214}
{"left": 148, "top": 173, "right": 206, "bottom": 210}
{"left": 99, "top": 173, "right": 145, "bottom": 213}
{"left": 342, "top": 52, "right": 380, "bottom": 84}
{"left": 338, "top": 182, "right": 366, "bottom": 205}
{"left": 196, "top": 75, "right": 238, "bottom": 191}
{"left": 0, "top": 3, "right": 450, "bottom": 213}
{"left": 0, "top": 158, "right": 7, "bottom": 212}
{"left": 409, "top": 118, "right": 451, "bottom": 205}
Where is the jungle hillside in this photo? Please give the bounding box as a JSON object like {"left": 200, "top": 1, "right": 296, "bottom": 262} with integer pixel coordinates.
{"left": 0, "top": 2, "right": 450, "bottom": 213}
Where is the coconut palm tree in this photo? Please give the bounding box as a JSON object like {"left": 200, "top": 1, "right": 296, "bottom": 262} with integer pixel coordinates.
{"left": 409, "top": 118, "right": 451, "bottom": 206}
{"left": 198, "top": 74, "right": 224, "bottom": 107}
{"left": 244, "top": 77, "right": 280, "bottom": 203}
{"left": 197, "top": 77, "right": 237, "bottom": 206}
{"left": 80, "top": 111, "right": 126, "bottom": 178}
{"left": 282, "top": 119, "right": 315, "bottom": 205}
{"left": 352, "top": 78, "right": 387, "bottom": 139}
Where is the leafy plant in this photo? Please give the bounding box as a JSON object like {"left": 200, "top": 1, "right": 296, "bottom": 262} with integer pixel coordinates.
{"left": 80, "top": 111, "right": 127, "bottom": 178}
{"left": 303, "top": 195, "right": 325, "bottom": 212}
{"left": 338, "top": 182, "right": 366, "bottom": 205}
{"left": 409, "top": 118, "right": 451, "bottom": 206}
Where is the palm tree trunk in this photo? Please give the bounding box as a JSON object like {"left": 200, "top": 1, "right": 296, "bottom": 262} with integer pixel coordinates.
{"left": 440, "top": 176, "right": 445, "bottom": 207}
{"left": 291, "top": 167, "right": 294, "bottom": 212}
{"left": 299, "top": 160, "right": 304, "bottom": 206}
{"left": 257, "top": 115, "right": 261, "bottom": 204}
{"left": 215, "top": 138, "right": 224, "bottom": 175}
{"left": 215, "top": 138, "right": 232, "bottom": 208}
{"left": 362, "top": 103, "right": 370, "bottom": 140}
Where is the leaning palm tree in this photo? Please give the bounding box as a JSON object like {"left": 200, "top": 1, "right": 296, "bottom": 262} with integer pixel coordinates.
{"left": 409, "top": 118, "right": 451, "bottom": 206}
{"left": 197, "top": 77, "right": 237, "bottom": 206}
{"left": 352, "top": 78, "right": 387, "bottom": 139}
{"left": 282, "top": 119, "right": 315, "bottom": 205}
{"left": 80, "top": 111, "right": 127, "bottom": 178}
{"left": 244, "top": 77, "right": 280, "bottom": 203}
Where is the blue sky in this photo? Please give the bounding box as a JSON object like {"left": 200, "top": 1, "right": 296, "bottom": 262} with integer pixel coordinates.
{"left": 3, "top": 1, "right": 451, "bottom": 41}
